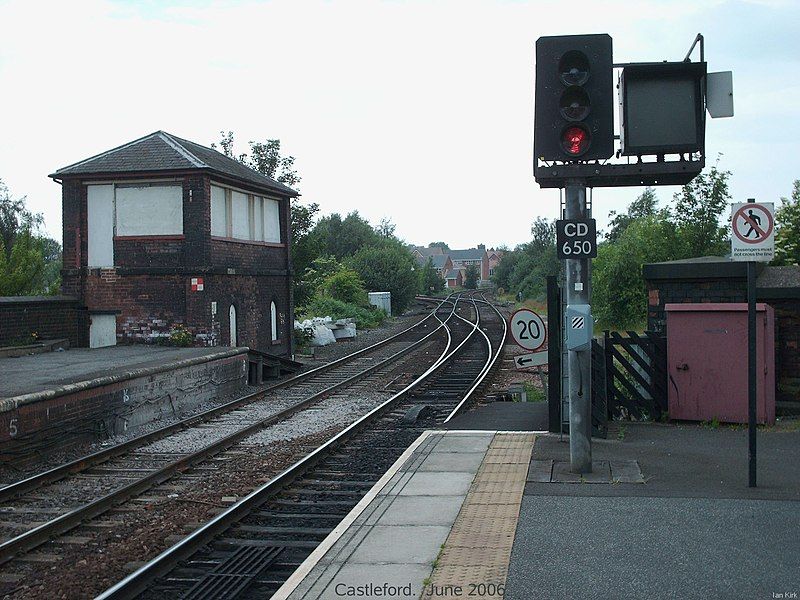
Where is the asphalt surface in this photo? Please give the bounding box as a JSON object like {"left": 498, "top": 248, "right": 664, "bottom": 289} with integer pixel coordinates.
{"left": 506, "top": 422, "right": 800, "bottom": 600}
{"left": 0, "top": 346, "right": 237, "bottom": 398}
{"left": 445, "top": 401, "right": 549, "bottom": 431}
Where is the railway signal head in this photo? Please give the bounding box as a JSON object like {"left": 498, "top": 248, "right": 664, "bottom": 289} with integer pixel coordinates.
{"left": 534, "top": 34, "right": 614, "bottom": 162}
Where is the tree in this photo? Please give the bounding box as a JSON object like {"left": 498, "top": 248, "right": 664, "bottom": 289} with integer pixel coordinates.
{"left": 670, "top": 161, "right": 731, "bottom": 257}
{"left": 774, "top": 180, "right": 800, "bottom": 266}
{"left": 0, "top": 179, "right": 61, "bottom": 296}
{"left": 606, "top": 187, "right": 658, "bottom": 242}
{"left": 348, "top": 240, "right": 418, "bottom": 314}
{"left": 212, "top": 132, "right": 320, "bottom": 295}
{"left": 419, "top": 257, "right": 444, "bottom": 294}
{"left": 464, "top": 264, "right": 479, "bottom": 289}
{"left": 308, "top": 212, "right": 381, "bottom": 260}
{"left": 428, "top": 241, "right": 450, "bottom": 251}
{"left": 375, "top": 218, "right": 396, "bottom": 238}
{"left": 489, "top": 217, "right": 558, "bottom": 300}
{"left": 593, "top": 216, "right": 681, "bottom": 329}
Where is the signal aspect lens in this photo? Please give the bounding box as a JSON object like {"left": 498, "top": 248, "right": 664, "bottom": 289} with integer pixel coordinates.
{"left": 559, "top": 86, "right": 590, "bottom": 121}
{"left": 559, "top": 51, "right": 590, "bottom": 86}
{"left": 562, "top": 125, "right": 590, "bottom": 156}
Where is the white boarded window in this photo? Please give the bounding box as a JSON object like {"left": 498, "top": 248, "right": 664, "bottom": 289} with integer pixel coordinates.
{"left": 231, "top": 191, "right": 249, "bottom": 239}
{"left": 211, "top": 185, "right": 227, "bottom": 236}
{"left": 254, "top": 197, "right": 265, "bottom": 241}
{"left": 264, "top": 198, "right": 280, "bottom": 243}
{"left": 87, "top": 184, "right": 115, "bottom": 267}
{"left": 270, "top": 301, "right": 278, "bottom": 341}
{"left": 210, "top": 182, "right": 282, "bottom": 243}
{"left": 115, "top": 185, "right": 183, "bottom": 236}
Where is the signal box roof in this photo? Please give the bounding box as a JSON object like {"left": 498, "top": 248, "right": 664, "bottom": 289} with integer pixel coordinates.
{"left": 49, "top": 131, "right": 299, "bottom": 197}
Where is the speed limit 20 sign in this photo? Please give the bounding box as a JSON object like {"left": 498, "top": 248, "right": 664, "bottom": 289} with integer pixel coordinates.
{"left": 509, "top": 308, "right": 546, "bottom": 352}
{"left": 557, "top": 219, "right": 597, "bottom": 259}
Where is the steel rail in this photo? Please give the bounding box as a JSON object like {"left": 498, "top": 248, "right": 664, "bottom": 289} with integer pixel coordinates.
{"left": 0, "top": 298, "right": 453, "bottom": 504}
{"left": 0, "top": 299, "right": 460, "bottom": 565}
{"left": 95, "top": 294, "right": 495, "bottom": 600}
{"left": 443, "top": 295, "right": 508, "bottom": 422}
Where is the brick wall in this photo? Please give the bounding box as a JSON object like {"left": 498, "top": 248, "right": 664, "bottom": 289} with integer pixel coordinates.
{"left": 59, "top": 172, "right": 294, "bottom": 354}
{"left": 645, "top": 269, "right": 800, "bottom": 402}
{"left": 646, "top": 278, "right": 747, "bottom": 332}
{"left": 0, "top": 296, "right": 88, "bottom": 347}
{"left": 0, "top": 352, "right": 246, "bottom": 464}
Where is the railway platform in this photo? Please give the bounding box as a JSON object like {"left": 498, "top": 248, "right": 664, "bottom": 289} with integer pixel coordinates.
{"left": 273, "top": 414, "right": 800, "bottom": 600}
{"left": 0, "top": 346, "right": 250, "bottom": 461}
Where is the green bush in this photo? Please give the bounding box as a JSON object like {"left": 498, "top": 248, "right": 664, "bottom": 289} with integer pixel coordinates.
{"left": 301, "top": 297, "right": 386, "bottom": 329}
{"left": 319, "top": 268, "right": 368, "bottom": 306}
{"left": 348, "top": 240, "right": 418, "bottom": 314}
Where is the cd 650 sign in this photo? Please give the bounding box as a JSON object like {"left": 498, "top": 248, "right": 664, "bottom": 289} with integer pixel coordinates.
{"left": 556, "top": 218, "right": 597, "bottom": 259}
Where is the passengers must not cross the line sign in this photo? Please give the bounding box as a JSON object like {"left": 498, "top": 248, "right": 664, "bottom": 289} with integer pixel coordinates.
{"left": 731, "top": 202, "right": 774, "bottom": 262}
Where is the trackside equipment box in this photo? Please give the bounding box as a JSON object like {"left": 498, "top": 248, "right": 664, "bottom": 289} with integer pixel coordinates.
{"left": 565, "top": 304, "right": 593, "bottom": 351}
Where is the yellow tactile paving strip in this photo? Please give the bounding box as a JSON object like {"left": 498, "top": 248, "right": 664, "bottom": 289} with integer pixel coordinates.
{"left": 422, "top": 433, "right": 535, "bottom": 600}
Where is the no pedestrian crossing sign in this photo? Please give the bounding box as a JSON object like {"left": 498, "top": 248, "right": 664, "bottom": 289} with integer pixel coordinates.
{"left": 731, "top": 202, "right": 774, "bottom": 262}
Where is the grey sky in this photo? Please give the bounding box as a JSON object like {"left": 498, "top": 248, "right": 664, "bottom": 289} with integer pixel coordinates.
{"left": 1, "top": 0, "right": 797, "bottom": 250}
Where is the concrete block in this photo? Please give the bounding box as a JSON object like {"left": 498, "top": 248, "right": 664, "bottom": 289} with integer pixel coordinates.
{"left": 418, "top": 451, "right": 485, "bottom": 473}
{"left": 375, "top": 495, "right": 466, "bottom": 526}
{"left": 348, "top": 525, "right": 451, "bottom": 564}
{"left": 397, "top": 472, "right": 475, "bottom": 496}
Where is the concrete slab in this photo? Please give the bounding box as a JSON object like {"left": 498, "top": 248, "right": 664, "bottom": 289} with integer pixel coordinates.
{"left": 552, "top": 460, "right": 611, "bottom": 483}
{"left": 374, "top": 495, "right": 465, "bottom": 526}
{"left": 277, "top": 431, "right": 501, "bottom": 600}
{"left": 418, "top": 451, "right": 486, "bottom": 472}
{"left": 348, "top": 525, "right": 451, "bottom": 564}
{"left": 396, "top": 471, "right": 475, "bottom": 496}
{"left": 322, "top": 563, "right": 430, "bottom": 600}
{"left": 433, "top": 434, "right": 494, "bottom": 453}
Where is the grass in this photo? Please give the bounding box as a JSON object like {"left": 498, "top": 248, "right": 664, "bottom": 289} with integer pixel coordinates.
{"left": 617, "top": 424, "right": 627, "bottom": 441}
{"left": 522, "top": 382, "right": 546, "bottom": 402}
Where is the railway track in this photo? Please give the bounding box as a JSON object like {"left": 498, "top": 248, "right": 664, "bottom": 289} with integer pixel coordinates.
{"left": 0, "top": 297, "right": 461, "bottom": 576}
{"left": 96, "top": 293, "right": 507, "bottom": 600}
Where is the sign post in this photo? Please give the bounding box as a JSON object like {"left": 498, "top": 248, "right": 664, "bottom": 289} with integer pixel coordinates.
{"left": 730, "top": 199, "right": 774, "bottom": 488}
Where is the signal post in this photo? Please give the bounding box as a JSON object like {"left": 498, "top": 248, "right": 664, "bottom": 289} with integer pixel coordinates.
{"left": 532, "top": 33, "right": 731, "bottom": 473}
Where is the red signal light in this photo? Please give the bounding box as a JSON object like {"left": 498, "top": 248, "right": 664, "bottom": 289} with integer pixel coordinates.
{"left": 562, "top": 125, "right": 590, "bottom": 156}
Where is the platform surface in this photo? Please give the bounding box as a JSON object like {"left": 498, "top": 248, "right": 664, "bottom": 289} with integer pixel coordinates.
{"left": 507, "top": 423, "right": 800, "bottom": 600}
{"left": 273, "top": 420, "right": 800, "bottom": 600}
{"left": 0, "top": 346, "right": 245, "bottom": 399}
{"left": 444, "top": 401, "right": 548, "bottom": 431}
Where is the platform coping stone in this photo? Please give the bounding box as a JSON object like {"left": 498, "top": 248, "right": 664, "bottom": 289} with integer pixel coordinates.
{"left": 423, "top": 433, "right": 535, "bottom": 600}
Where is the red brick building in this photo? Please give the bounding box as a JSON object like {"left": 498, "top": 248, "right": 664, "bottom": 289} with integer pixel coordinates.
{"left": 51, "top": 131, "right": 298, "bottom": 355}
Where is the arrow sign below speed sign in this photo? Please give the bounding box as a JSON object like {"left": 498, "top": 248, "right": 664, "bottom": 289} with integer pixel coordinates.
{"left": 509, "top": 308, "right": 546, "bottom": 351}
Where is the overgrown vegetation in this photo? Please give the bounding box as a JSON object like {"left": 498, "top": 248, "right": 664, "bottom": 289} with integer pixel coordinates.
{"left": 0, "top": 179, "right": 62, "bottom": 296}
{"left": 489, "top": 161, "right": 800, "bottom": 332}
{"left": 300, "top": 297, "right": 385, "bottom": 329}
{"left": 216, "top": 133, "right": 423, "bottom": 325}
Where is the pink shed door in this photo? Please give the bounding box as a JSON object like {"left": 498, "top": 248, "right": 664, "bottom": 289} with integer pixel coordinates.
{"left": 666, "top": 303, "right": 775, "bottom": 424}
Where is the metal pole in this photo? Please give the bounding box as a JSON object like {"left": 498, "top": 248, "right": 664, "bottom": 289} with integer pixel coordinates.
{"left": 565, "top": 179, "right": 592, "bottom": 473}
{"left": 747, "top": 259, "right": 757, "bottom": 487}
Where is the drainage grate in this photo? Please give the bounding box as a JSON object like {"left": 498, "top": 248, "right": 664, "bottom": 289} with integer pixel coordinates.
{"left": 182, "top": 546, "right": 283, "bottom": 600}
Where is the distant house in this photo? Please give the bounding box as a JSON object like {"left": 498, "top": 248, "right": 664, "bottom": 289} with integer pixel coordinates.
{"left": 487, "top": 248, "right": 504, "bottom": 277}
{"left": 449, "top": 245, "right": 490, "bottom": 281}
{"left": 51, "top": 130, "right": 297, "bottom": 354}
{"left": 444, "top": 269, "right": 463, "bottom": 288}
